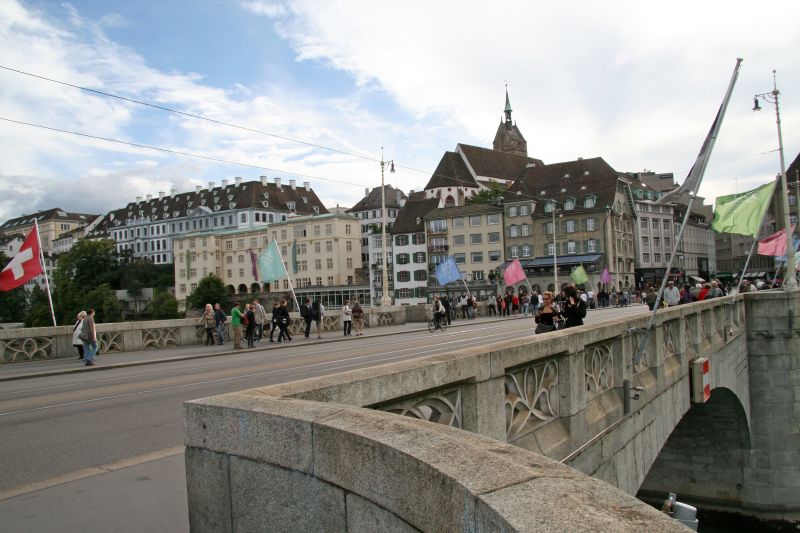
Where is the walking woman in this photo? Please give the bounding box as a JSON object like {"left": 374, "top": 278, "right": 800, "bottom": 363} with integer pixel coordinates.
{"left": 245, "top": 303, "right": 256, "bottom": 348}
{"left": 351, "top": 301, "right": 365, "bottom": 336}
{"left": 276, "top": 299, "right": 292, "bottom": 342}
{"left": 201, "top": 304, "right": 215, "bottom": 345}
{"left": 311, "top": 299, "right": 324, "bottom": 339}
{"left": 80, "top": 308, "right": 98, "bottom": 366}
{"left": 561, "top": 285, "right": 587, "bottom": 328}
{"left": 534, "top": 292, "right": 560, "bottom": 334}
{"left": 72, "top": 311, "right": 86, "bottom": 359}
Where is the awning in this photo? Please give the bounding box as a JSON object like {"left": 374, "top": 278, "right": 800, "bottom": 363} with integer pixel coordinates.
{"left": 525, "top": 254, "right": 603, "bottom": 268}
{"left": 689, "top": 276, "right": 705, "bottom": 283}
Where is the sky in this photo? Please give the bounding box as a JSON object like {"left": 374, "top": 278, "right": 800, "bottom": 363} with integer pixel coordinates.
{"left": 1, "top": 0, "right": 799, "bottom": 222}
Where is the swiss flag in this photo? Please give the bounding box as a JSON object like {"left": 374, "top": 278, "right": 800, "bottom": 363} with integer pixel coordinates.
{"left": 0, "top": 226, "right": 43, "bottom": 291}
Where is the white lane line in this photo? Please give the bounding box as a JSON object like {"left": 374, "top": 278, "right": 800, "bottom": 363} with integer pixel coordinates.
{"left": 0, "top": 329, "right": 527, "bottom": 417}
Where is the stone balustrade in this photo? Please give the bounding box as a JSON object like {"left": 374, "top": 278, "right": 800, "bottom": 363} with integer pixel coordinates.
{"left": 0, "top": 306, "right": 410, "bottom": 364}
{"left": 185, "top": 295, "right": 748, "bottom": 531}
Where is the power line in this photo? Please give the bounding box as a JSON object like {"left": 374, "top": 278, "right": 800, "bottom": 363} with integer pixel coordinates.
{"left": 0, "top": 116, "right": 366, "bottom": 187}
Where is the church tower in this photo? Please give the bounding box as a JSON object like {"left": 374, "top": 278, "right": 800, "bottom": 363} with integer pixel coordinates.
{"left": 492, "top": 88, "right": 527, "bottom": 157}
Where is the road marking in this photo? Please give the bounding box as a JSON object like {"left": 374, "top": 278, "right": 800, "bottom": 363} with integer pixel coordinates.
{"left": 0, "top": 446, "right": 184, "bottom": 502}
{"left": 0, "top": 329, "right": 524, "bottom": 417}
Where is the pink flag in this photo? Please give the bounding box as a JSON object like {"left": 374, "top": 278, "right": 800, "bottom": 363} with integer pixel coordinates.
{"left": 758, "top": 225, "right": 795, "bottom": 257}
{"left": 503, "top": 259, "right": 526, "bottom": 286}
{"left": 600, "top": 266, "right": 612, "bottom": 285}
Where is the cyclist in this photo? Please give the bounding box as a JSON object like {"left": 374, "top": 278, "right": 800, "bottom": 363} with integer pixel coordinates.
{"left": 432, "top": 296, "right": 446, "bottom": 330}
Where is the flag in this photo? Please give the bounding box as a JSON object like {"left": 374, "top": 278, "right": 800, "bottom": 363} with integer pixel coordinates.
{"left": 503, "top": 258, "right": 526, "bottom": 286}
{"left": 257, "top": 240, "right": 287, "bottom": 283}
{"left": 570, "top": 264, "right": 589, "bottom": 285}
{"left": 248, "top": 249, "right": 259, "bottom": 281}
{"left": 435, "top": 256, "right": 462, "bottom": 286}
{"left": 757, "top": 225, "right": 795, "bottom": 257}
{"left": 712, "top": 181, "right": 777, "bottom": 237}
{"left": 291, "top": 240, "right": 298, "bottom": 274}
{"left": 0, "top": 226, "right": 43, "bottom": 291}
{"left": 185, "top": 249, "right": 191, "bottom": 273}
{"left": 658, "top": 59, "right": 742, "bottom": 204}
{"left": 600, "top": 266, "right": 612, "bottom": 285}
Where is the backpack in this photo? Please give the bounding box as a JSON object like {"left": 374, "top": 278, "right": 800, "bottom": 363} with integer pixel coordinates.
{"left": 242, "top": 313, "right": 249, "bottom": 327}
{"left": 300, "top": 304, "right": 310, "bottom": 318}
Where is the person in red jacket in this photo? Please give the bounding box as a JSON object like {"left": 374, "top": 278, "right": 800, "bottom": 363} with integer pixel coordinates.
{"left": 698, "top": 283, "right": 710, "bottom": 300}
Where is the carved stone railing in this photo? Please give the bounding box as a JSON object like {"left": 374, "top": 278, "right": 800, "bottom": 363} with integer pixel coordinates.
{"left": 185, "top": 294, "right": 752, "bottom": 531}
{"left": 0, "top": 306, "right": 411, "bottom": 364}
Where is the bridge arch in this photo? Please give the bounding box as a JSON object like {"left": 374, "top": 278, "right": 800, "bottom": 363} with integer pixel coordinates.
{"left": 638, "top": 386, "right": 751, "bottom": 506}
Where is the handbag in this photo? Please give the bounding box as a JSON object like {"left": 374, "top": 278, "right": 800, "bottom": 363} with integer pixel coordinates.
{"left": 535, "top": 323, "right": 555, "bottom": 334}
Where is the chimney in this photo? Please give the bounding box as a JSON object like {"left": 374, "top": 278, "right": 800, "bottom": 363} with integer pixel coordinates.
{"left": 289, "top": 179, "right": 296, "bottom": 189}
{"left": 303, "top": 181, "right": 310, "bottom": 191}
{"left": 136, "top": 196, "right": 142, "bottom": 203}
{"left": 170, "top": 188, "right": 177, "bottom": 196}
{"left": 158, "top": 191, "right": 165, "bottom": 199}
{"left": 221, "top": 179, "right": 228, "bottom": 187}
{"left": 234, "top": 177, "right": 242, "bottom": 187}
{"left": 261, "top": 176, "right": 268, "bottom": 185}
{"left": 275, "top": 177, "right": 281, "bottom": 189}
{"left": 208, "top": 181, "right": 214, "bottom": 190}
{"left": 146, "top": 194, "right": 152, "bottom": 201}
{"left": 195, "top": 185, "right": 202, "bottom": 193}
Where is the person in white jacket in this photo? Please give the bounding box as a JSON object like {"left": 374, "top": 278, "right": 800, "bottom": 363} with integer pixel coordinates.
{"left": 342, "top": 300, "right": 352, "bottom": 336}
{"left": 72, "top": 311, "right": 86, "bottom": 359}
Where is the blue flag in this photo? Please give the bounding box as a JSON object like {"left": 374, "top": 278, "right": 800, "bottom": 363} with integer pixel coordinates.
{"left": 258, "top": 240, "right": 287, "bottom": 283}
{"left": 435, "top": 256, "right": 462, "bottom": 286}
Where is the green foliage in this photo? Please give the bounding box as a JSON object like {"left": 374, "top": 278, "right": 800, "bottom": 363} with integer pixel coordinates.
{"left": 0, "top": 252, "right": 28, "bottom": 322}
{"left": 83, "top": 284, "right": 122, "bottom": 323}
{"left": 24, "top": 285, "right": 53, "bottom": 327}
{"left": 186, "top": 274, "right": 229, "bottom": 312}
{"left": 150, "top": 290, "right": 178, "bottom": 319}
{"left": 466, "top": 182, "right": 507, "bottom": 205}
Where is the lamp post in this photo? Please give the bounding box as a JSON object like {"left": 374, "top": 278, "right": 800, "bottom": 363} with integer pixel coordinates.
{"left": 753, "top": 71, "right": 796, "bottom": 289}
{"left": 548, "top": 200, "right": 562, "bottom": 291}
{"left": 380, "top": 148, "right": 395, "bottom": 306}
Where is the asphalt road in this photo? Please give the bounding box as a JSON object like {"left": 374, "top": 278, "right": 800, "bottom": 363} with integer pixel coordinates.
{"left": 0, "top": 305, "right": 648, "bottom": 493}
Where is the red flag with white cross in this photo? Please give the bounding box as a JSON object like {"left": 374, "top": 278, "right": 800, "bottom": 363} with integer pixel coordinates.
{"left": 0, "top": 226, "right": 43, "bottom": 291}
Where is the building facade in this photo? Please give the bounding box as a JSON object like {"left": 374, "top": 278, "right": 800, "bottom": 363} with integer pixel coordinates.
{"left": 391, "top": 193, "right": 439, "bottom": 305}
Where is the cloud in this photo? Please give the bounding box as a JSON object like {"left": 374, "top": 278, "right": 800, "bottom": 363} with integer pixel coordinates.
{"left": 239, "top": 1, "right": 288, "bottom": 18}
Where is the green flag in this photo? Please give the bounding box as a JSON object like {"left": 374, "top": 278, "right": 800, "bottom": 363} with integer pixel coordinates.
{"left": 258, "top": 240, "right": 287, "bottom": 283}
{"left": 712, "top": 180, "right": 776, "bottom": 237}
{"left": 570, "top": 264, "right": 589, "bottom": 285}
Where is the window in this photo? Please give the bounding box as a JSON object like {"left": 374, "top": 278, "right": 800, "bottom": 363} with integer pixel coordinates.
{"left": 397, "top": 288, "right": 412, "bottom": 298}
{"left": 654, "top": 253, "right": 661, "bottom": 263}
{"left": 346, "top": 241, "right": 352, "bottom": 251}
{"left": 470, "top": 234, "right": 482, "bottom": 245}
{"left": 412, "top": 233, "right": 426, "bottom": 245}
{"left": 327, "top": 258, "right": 333, "bottom": 269}
{"left": 473, "top": 271, "right": 484, "bottom": 281}
{"left": 653, "top": 237, "right": 660, "bottom": 248}
{"left": 179, "top": 284, "right": 186, "bottom": 293}
{"left": 239, "top": 268, "right": 245, "bottom": 277}
{"left": 414, "top": 252, "right": 426, "bottom": 263}
{"left": 453, "top": 235, "right": 465, "bottom": 246}
{"left": 454, "top": 253, "right": 466, "bottom": 264}
{"left": 428, "top": 219, "right": 446, "bottom": 233}
{"left": 510, "top": 246, "right": 519, "bottom": 258}
{"left": 237, "top": 254, "right": 244, "bottom": 263}
{"left": 584, "top": 196, "right": 596, "bottom": 208}
{"left": 663, "top": 219, "right": 670, "bottom": 230}
{"left": 489, "top": 250, "right": 501, "bottom": 262}
{"left": 641, "top": 218, "right": 649, "bottom": 229}
{"left": 544, "top": 201, "right": 554, "bottom": 213}
{"left": 643, "top": 253, "right": 650, "bottom": 263}
{"left": 488, "top": 232, "right": 500, "bottom": 243}
{"left": 452, "top": 217, "right": 464, "bottom": 228}
{"left": 509, "top": 225, "right": 519, "bottom": 238}
{"left": 315, "top": 259, "right": 322, "bottom": 270}
{"left": 789, "top": 194, "right": 797, "bottom": 206}
{"left": 469, "top": 215, "right": 481, "bottom": 226}
{"left": 397, "top": 253, "right": 410, "bottom": 264}
{"left": 241, "top": 213, "right": 247, "bottom": 223}
{"left": 521, "top": 244, "right": 531, "bottom": 257}
{"left": 395, "top": 235, "right": 409, "bottom": 246}
{"left": 471, "top": 251, "right": 483, "bottom": 263}
{"left": 508, "top": 206, "right": 518, "bottom": 217}
{"left": 397, "top": 271, "right": 411, "bottom": 282}
{"left": 346, "top": 257, "right": 353, "bottom": 269}
{"left": 237, "top": 239, "right": 244, "bottom": 249}
{"left": 314, "top": 242, "right": 321, "bottom": 253}
{"left": 325, "top": 224, "right": 333, "bottom": 235}
{"left": 521, "top": 224, "right": 530, "bottom": 237}
{"left": 545, "top": 222, "right": 554, "bottom": 235}
{"left": 665, "top": 237, "right": 671, "bottom": 249}
{"left": 652, "top": 219, "right": 659, "bottom": 229}
{"left": 345, "top": 224, "right": 351, "bottom": 235}
{"left": 565, "top": 220, "right": 576, "bottom": 233}
{"left": 564, "top": 198, "right": 575, "bottom": 210}
{"left": 547, "top": 243, "right": 555, "bottom": 255}
{"left": 487, "top": 213, "right": 500, "bottom": 225}
{"left": 586, "top": 218, "right": 596, "bottom": 231}
{"left": 642, "top": 236, "right": 649, "bottom": 247}
{"left": 414, "top": 270, "right": 427, "bottom": 281}
{"left": 587, "top": 239, "right": 597, "bottom": 252}
{"left": 567, "top": 241, "right": 576, "bottom": 254}
{"left": 519, "top": 204, "right": 530, "bottom": 217}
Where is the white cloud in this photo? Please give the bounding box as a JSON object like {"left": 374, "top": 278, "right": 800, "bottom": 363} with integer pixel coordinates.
{"left": 239, "top": 1, "right": 287, "bottom": 18}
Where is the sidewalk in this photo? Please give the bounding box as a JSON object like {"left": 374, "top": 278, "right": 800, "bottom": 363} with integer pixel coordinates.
{"left": 0, "top": 314, "right": 520, "bottom": 382}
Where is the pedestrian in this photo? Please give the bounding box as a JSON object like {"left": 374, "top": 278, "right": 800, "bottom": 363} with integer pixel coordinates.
{"left": 245, "top": 304, "right": 256, "bottom": 348}
{"left": 441, "top": 295, "right": 452, "bottom": 325}
{"left": 504, "top": 293, "right": 513, "bottom": 316}
{"left": 645, "top": 286, "right": 658, "bottom": 310}
{"left": 459, "top": 294, "right": 468, "bottom": 319}
{"left": 342, "top": 299, "right": 353, "bottom": 336}
{"left": 534, "top": 292, "right": 560, "bottom": 334}
{"left": 681, "top": 284, "right": 695, "bottom": 304}
{"left": 487, "top": 295, "right": 497, "bottom": 316}
{"left": 276, "top": 299, "right": 292, "bottom": 342}
{"left": 709, "top": 281, "right": 723, "bottom": 299}
{"left": 511, "top": 292, "right": 520, "bottom": 314}
{"left": 301, "top": 298, "right": 313, "bottom": 337}
{"left": 231, "top": 302, "right": 244, "bottom": 349}
{"left": 72, "top": 311, "right": 86, "bottom": 359}
{"left": 252, "top": 298, "right": 268, "bottom": 342}
{"left": 449, "top": 296, "right": 457, "bottom": 321}
{"left": 432, "top": 296, "right": 446, "bottom": 329}
{"left": 698, "top": 283, "right": 711, "bottom": 301}
{"left": 213, "top": 303, "right": 227, "bottom": 345}
{"left": 561, "top": 286, "right": 587, "bottom": 328}
{"left": 664, "top": 281, "right": 680, "bottom": 307}
{"left": 311, "top": 299, "right": 324, "bottom": 338}
{"left": 521, "top": 293, "right": 530, "bottom": 317}
{"left": 269, "top": 301, "right": 280, "bottom": 342}
{"left": 80, "top": 308, "right": 97, "bottom": 366}
{"left": 530, "top": 291, "right": 540, "bottom": 316}
{"left": 200, "top": 303, "right": 215, "bottom": 345}
{"left": 351, "top": 301, "right": 365, "bottom": 336}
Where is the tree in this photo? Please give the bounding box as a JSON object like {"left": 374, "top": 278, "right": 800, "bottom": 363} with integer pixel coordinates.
{"left": 186, "top": 275, "right": 229, "bottom": 312}
{"left": 0, "top": 252, "right": 29, "bottom": 322}
{"left": 83, "top": 284, "right": 122, "bottom": 324}
{"left": 466, "top": 182, "right": 507, "bottom": 205}
{"left": 24, "top": 285, "right": 53, "bottom": 327}
{"left": 52, "top": 239, "right": 120, "bottom": 323}
{"left": 151, "top": 290, "right": 179, "bottom": 319}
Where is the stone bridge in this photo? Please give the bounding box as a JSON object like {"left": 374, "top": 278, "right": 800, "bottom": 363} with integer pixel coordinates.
{"left": 184, "top": 291, "right": 799, "bottom": 531}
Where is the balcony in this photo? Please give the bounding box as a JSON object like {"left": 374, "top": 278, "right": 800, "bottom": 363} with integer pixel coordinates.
{"left": 427, "top": 227, "right": 448, "bottom": 235}
{"left": 428, "top": 244, "right": 449, "bottom": 252}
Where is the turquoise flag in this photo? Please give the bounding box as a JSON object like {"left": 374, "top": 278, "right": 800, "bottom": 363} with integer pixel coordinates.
{"left": 258, "top": 240, "right": 287, "bottom": 283}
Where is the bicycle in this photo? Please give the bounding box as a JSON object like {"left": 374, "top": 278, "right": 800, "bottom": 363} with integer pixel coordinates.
{"left": 428, "top": 315, "right": 448, "bottom": 333}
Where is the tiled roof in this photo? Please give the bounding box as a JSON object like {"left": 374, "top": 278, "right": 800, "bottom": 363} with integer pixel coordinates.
{"left": 458, "top": 144, "right": 543, "bottom": 182}
{"left": 391, "top": 196, "right": 440, "bottom": 234}
{"left": 423, "top": 151, "right": 478, "bottom": 189}
{"left": 0, "top": 208, "right": 98, "bottom": 231}
{"left": 88, "top": 179, "right": 328, "bottom": 236}
{"left": 506, "top": 157, "right": 622, "bottom": 215}
{"left": 347, "top": 185, "right": 406, "bottom": 213}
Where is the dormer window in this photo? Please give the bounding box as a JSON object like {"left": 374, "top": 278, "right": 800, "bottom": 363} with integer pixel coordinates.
{"left": 544, "top": 201, "right": 554, "bottom": 213}
{"left": 214, "top": 197, "right": 220, "bottom": 204}
{"left": 188, "top": 201, "right": 193, "bottom": 208}
{"left": 261, "top": 201, "right": 269, "bottom": 208}
{"left": 227, "top": 194, "right": 234, "bottom": 201}
{"left": 302, "top": 196, "right": 308, "bottom": 204}
{"left": 173, "top": 211, "right": 180, "bottom": 217}
{"left": 214, "top": 205, "right": 221, "bottom": 212}
{"left": 201, "top": 199, "right": 207, "bottom": 206}
{"left": 262, "top": 192, "right": 269, "bottom": 199}
{"left": 313, "top": 206, "right": 319, "bottom": 214}
{"left": 287, "top": 201, "right": 296, "bottom": 212}
{"left": 230, "top": 202, "right": 237, "bottom": 209}
{"left": 564, "top": 198, "right": 576, "bottom": 210}
{"left": 584, "top": 196, "right": 597, "bottom": 208}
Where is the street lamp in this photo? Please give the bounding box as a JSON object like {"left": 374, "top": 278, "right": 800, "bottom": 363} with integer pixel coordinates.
{"left": 547, "top": 200, "right": 563, "bottom": 291}
{"left": 753, "top": 70, "right": 796, "bottom": 289}
{"left": 380, "top": 147, "right": 395, "bottom": 306}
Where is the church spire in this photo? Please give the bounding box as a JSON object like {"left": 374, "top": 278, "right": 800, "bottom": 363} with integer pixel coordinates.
{"left": 504, "top": 85, "right": 513, "bottom": 124}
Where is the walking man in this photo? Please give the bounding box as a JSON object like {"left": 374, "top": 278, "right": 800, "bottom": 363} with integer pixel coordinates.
{"left": 213, "top": 303, "right": 226, "bottom": 345}
{"left": 231, "top": 302, "right": 243, "bottom": 350}
{"left": 664, "top": 281, "right": 680, "bottom": 307}
{"left": 342, "top": 299, "right": 353, "bottom": 336}
{"left": 80, "top": 308, "right": 98, "bottom": 366}
{"left": 252, "top": 298, "right": 267, "bottom": 342}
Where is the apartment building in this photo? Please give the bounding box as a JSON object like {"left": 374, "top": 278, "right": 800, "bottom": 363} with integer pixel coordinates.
{"left": 391, "top": 193, "right": 440, "bottom": 305}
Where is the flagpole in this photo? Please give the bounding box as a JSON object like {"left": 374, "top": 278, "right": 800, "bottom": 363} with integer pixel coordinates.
{"left": 632, "top": 58, "right": 742, "bottom": 367}
{"left": 274, "top": 241, "right": 301, "bottom": 312}
{"left": 34, "top": 219, "right": 57, "bottom": 327}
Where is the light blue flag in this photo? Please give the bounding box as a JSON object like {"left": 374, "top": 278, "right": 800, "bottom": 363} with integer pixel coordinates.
{"left": 258, "top": 240, "right": 287, "bottom": 283}
{"left": 435, "top": 256, "right": 462, "bottom": 286}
